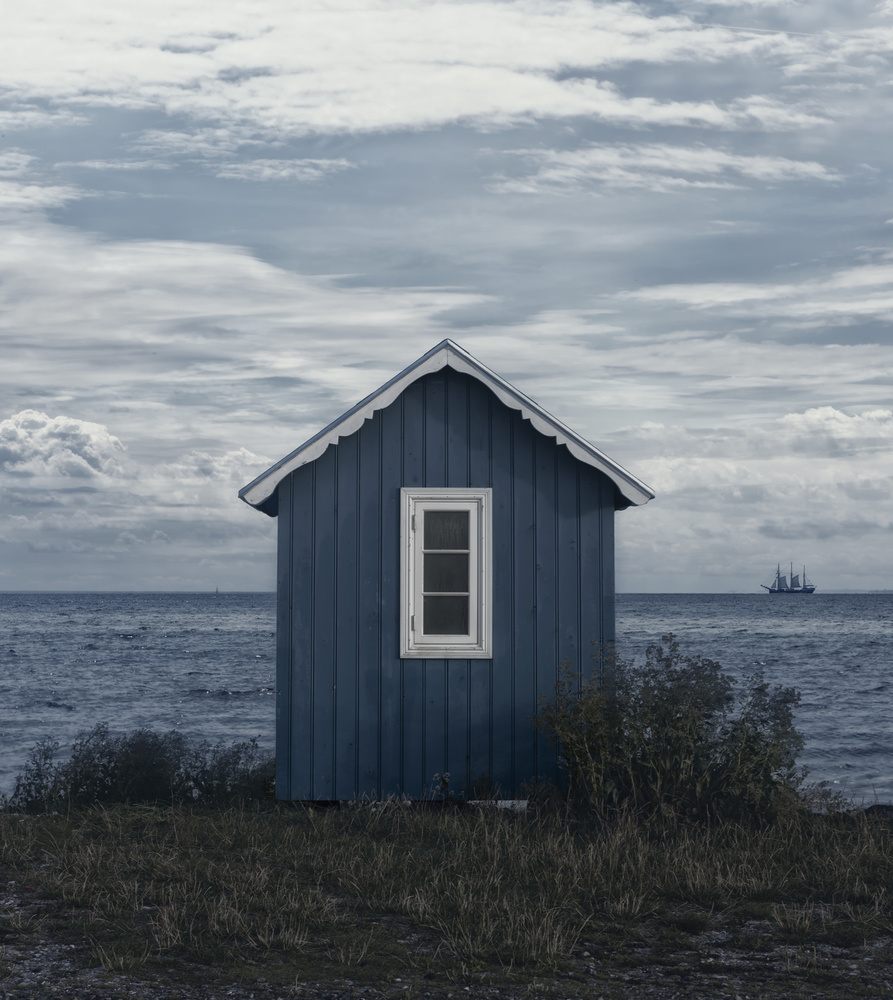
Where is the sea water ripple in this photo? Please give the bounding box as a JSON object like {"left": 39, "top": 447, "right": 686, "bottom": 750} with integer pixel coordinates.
{"left": 0, "top": 592, "right": 890, "bottom": 802}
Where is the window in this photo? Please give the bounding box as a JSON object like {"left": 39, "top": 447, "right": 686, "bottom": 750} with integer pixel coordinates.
{"left": 400, "top": 488, "right": 492, "bottom": 658}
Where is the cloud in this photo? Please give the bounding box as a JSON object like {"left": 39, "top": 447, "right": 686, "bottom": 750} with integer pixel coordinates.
{"left": 0, "top": 149, "right": 89, "bottom": 212}
{"left": 0, "top": 107, "right": 87, "bottom": 131}
{"left": 454, "top": 315, "right": 892, "bottom": 432}
{"left": 55, "top": 159, "right": 173, "bottom": 171}
{"left": 213, "top": 158, "right": 355, "bottom": 182}
{"left": 683, "top": 1, "right": 792, "bottom": 6}
{"left": 0, "top": 413, "right": 278, "bottom": 589}
{"left": 620, "top": 257, "right": 893, "bottom": 328}
{"left": 133, "top": 126, "right": 275, "bottom": 158}
{"left": 758, "top": 513, "right": 891, "bottom": 541}
{"left": 0, "top": 150, "right": 36, "bottom": 177}
{"left": 0, "top": 410, "right": 125, "bottom": 478}
{"left": 0, "top": 179, "right": 86, "bottom": 212}
{"left": 0, "top": 1, "right": 835, "bottom": 137}
{"left": 778, "top": 407, "right": 893, "bottom": 452}
{"left": 837, "top": 476, "right": 893, "bottom": 502}
{"left": 617, "top": 407, "right": 893, "bottom": 464}
{"left": 114, "top": 529, "right": 171, "bottom": 547}
{"left": 0, "top": 217, "right": 491, "bottom": 470}
{"left": 3, "top": 211, "right": 883, "bottom": 481}
{"left": 0, "top": 222, "right": 484, "bottom": 362}
{"left": 493, "top": 142, "right": 841, "bottom": 194}
{"left": 612, "top": 402, "right": 893, "bottom": 591}
{"left": 160, "top": 447, "right": 271, "bottom": 483}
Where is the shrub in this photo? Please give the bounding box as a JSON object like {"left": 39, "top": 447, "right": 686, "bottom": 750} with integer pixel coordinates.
{"left": 536, "top": 634, "right": 805, "bottom": 822}
{"left": 2, "top": 723, "right": 275, "bottom": 812}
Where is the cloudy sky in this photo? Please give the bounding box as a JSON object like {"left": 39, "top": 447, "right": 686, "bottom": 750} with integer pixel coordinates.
{"left": 2, "top": 0, "right": 892, "bottom": 593}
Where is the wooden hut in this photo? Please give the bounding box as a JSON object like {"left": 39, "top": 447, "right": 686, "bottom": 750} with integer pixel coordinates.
{"left": 239, "top": 340, "right": 653, "bottom": 800}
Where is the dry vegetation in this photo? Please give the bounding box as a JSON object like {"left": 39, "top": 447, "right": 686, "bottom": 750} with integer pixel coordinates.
{"left": 2, "top": 801, "right": 893, "bottom": 996}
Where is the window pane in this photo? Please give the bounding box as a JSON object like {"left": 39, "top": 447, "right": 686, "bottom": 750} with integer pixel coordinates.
{"left": 424, "top": 553, "right": 468, "bottom": 593}
{"left": 424, "top": 510, "right": 469, "bottom": 550}
{"left": 424, "top": 595, "right": 469, "bottom": 635}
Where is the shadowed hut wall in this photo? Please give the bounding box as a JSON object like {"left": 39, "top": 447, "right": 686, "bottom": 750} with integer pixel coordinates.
{"left": 275, "top": 369, "right": 615, "bottom": 801}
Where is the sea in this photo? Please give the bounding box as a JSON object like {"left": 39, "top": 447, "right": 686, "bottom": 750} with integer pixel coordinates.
{"left": 0, "top": 592, "right": 890, "bottom": 803}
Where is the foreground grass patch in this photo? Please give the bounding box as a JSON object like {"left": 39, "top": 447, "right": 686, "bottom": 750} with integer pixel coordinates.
{"left": 1, "top": 803, "right": 892, "bottom": 993}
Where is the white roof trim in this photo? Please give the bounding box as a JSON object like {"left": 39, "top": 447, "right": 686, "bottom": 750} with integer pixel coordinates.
{"left": 239, "top": 340, "right": 654, "bottom": 514}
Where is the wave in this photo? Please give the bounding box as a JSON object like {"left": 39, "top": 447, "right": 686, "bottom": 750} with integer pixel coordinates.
{"left": 187, "top": 687, "right": 274, "bottom": 698}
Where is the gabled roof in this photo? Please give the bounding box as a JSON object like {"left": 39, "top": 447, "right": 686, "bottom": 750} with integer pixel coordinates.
{"left": 239, "top": 339, "right": 654, "bottom": 515}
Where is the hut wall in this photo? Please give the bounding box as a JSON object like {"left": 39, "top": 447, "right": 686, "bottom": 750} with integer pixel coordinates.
{"left": 275, "top": 369, "right": 615, "bottom": 800}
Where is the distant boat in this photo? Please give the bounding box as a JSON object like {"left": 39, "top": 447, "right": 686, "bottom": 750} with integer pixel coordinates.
{"left": 761, "top": 563, "right": 816, "bottom": 595}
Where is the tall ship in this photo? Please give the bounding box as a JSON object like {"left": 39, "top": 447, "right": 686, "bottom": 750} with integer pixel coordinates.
{"left": 761, "top": 563, "right": 816, "bottom": 595}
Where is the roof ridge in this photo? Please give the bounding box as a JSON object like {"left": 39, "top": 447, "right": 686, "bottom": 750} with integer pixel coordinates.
{"left": 239, "top": 341, "right": 654, "bottom": 514}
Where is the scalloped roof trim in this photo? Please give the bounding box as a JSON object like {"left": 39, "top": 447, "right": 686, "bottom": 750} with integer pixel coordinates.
{"left": 238, "top": 340, "right": 654, "bottom": 515}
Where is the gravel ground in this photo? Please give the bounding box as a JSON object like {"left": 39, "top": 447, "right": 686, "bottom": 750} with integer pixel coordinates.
{"left": 3, "top": 884, "right": 893, "bottom": 1000}
{"left": 3, "top": 938, "right": 893, "bottom": 1000}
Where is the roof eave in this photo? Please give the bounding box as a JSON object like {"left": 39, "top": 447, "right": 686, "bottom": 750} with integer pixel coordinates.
{"left": 238, "top": 340, "right": 655, "bottom": 515}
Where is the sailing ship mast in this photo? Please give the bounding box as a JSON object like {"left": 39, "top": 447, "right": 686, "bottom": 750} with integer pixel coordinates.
{"left": 760, "top": 562, "right": 816, "bottom": 594}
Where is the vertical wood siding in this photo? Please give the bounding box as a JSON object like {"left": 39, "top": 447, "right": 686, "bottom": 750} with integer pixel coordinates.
{"left": 277, "top": 369, "right": 616, "bottom": 800}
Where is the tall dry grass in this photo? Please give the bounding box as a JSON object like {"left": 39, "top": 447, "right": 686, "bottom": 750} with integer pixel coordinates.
{"left": 2, "top": 801, "right": 892, "bottom": 986}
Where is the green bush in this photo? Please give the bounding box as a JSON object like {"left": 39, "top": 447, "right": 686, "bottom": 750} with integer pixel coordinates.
{"left": 2, "top": 723, "right": 275, "bottom": 812}
{"left": 536, "top": 635, "right": 805, "bottom": 822}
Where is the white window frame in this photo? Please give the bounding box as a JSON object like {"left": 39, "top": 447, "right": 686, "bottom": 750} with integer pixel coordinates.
{"left": 400, "top": 487, "right": 492, "bottom": 659}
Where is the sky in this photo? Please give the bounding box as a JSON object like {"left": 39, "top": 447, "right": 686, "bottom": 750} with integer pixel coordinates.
{"left": 2, "top": 0, "right": 892, "bottom": 594}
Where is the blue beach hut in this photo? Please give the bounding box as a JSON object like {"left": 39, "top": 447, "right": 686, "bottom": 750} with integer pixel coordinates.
{"left": 239, "top": 340, "right": 653, "bottom": 801}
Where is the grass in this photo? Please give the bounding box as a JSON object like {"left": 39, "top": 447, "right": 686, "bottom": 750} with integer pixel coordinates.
{"left": 1, "top": 801, "right": 892, "bottom": 995}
